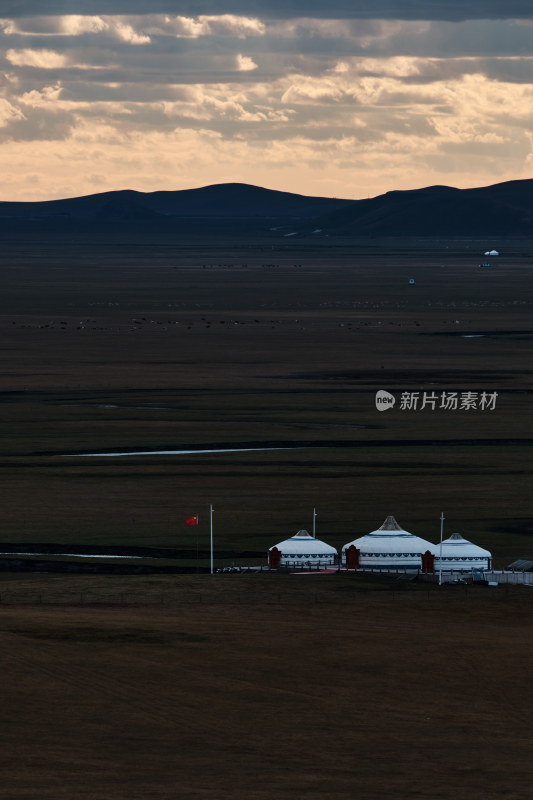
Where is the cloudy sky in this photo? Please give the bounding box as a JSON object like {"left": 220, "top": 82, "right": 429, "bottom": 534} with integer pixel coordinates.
{"left": 2, "top": 1, "right": 533, "bottom": 201}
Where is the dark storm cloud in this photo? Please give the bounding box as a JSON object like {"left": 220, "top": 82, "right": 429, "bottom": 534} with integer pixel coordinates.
{"left": 2, "top": 1, "right": 533, "bottom": 21}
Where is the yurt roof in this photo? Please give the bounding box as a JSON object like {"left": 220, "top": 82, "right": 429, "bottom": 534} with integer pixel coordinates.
{"left": 269, "top": 529, "right": 337, "bottom": 555}
{"left": 343, "top": 515, "right": 434, "bottom": 554}
{"left": 430, "top": 532, "right": 491, "bottom": 558}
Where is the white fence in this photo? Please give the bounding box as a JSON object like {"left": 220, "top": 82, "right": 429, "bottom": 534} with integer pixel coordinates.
{"left": 483, "top": 570, "right": 533, "bottom": 585}
{"left": 356, "top": 567, "right": 533, "bottom": 584}
{"left": 418, "top": 569, "right": 533, "bottom": 585}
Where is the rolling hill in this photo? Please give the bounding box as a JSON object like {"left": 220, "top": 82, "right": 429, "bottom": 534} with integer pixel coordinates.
{"left": 0, "top": 183, "right": 350, "bottom": 221}
{"left": 316, "top": 180, "right": 533, "bottom": 236}
{"left": 1, "top": 178, "right": 533, "bottom": 238}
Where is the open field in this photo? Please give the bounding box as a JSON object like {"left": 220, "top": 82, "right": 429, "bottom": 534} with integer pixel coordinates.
{"left": 0, "top": 237, "right": 532, "bottom": 564}
{"left": 0, "top": 577, "right": 532, "bottom": 799}
{"left": 0, "top": 238, "right": 532, "bottom": 798}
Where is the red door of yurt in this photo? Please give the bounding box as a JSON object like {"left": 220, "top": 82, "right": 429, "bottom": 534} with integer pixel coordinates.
{"left": 421, "top": 550, "right": 434, "bottom": 573}
{"left": 269, "top": 547, "right": 281, "bottom": 569}
{"left": 346, "top": 545, "right": 360, "bottom": 570}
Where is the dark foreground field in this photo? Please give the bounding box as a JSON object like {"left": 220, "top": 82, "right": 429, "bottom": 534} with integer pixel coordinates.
{"left": 0, "top": 576, "right": 531, "bottom": 799}
{"left": 0, "top": 236, "right": 532, "bottom": 563}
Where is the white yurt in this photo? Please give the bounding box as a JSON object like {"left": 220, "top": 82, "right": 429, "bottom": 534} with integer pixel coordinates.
{"left": 430, "top": 532, "right": 492, "bottom": 571}
{"left": 342, "top": 515, "right": 434, "bottom": 570}
{"left": 268, "top": 530, "right": 337, "bottom": 568}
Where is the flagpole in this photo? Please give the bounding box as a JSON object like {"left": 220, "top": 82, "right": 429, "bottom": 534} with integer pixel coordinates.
{"left": 196, "top": 513, "right": 199, "bottom": 574}
{"left": 210, "top": 504, "right": 214, "bottom": 575}
{"left": 439, "top": 511, "right": 444, "bottom": 586}
{"left": 313, "top": 507, "right": 317, "bottom": 538}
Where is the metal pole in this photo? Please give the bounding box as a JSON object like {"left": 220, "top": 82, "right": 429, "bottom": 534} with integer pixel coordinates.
{"left": 439, "top": 511, "right": 444, "bottom": 586}
{"left": 210, "top": 504, "right": 214, "bottom": 575}
{"left": 313, "top": 507, "right": 317, "bottom": 538}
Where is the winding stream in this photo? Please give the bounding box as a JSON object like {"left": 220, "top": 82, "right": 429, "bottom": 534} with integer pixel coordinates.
{"left": 62, "top": 446, "right": 303, "bottom": 457}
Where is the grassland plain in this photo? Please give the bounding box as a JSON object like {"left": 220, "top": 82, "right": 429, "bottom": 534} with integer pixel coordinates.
{"left": 0, "top": 237, "right": 532, "bottom": 563}
{"left": 0, "top": 577, "right": 531, "bottom": 799}
{"left": 0, "top": 237, "right": 532, "bottom": 799}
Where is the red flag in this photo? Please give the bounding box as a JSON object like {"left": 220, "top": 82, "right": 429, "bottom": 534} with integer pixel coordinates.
{"left": 186, "top": 515, "right": 198, "bottom": 526}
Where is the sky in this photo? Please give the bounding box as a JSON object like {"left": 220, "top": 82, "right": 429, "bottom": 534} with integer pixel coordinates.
{"left": 2, "top": 1, "right": 533, "bottom": 201}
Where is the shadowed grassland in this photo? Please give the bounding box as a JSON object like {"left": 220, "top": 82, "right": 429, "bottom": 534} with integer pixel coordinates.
{"left": 0, "top": 234, "right": 532, "bottom": 800}
{"left": 0, "top": 580, "right": 531, "bottom": 799}
{"left": 0, "top": 238, "right": 532, "bottom": 566}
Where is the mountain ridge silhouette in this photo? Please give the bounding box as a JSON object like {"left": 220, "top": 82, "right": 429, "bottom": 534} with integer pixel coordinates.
{"left": 1, "top": 178, "right": 533, "bottom": 237}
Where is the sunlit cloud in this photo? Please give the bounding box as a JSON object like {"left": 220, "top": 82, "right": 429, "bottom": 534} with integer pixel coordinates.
{"left": 171, "top": 14, "right": 265, "bottom": 38}
{"left": 161, "top": 84, "right": 290, "bottom": 122}
{"left": 6, "top": 48, "right": 69, "bottom": 68}
{"left": 1, "top": 15, "right": 149, "bottom": 43}
{"left": 20, "top": 83, "right": 63, "bottom": 106}
{"left": 58, "top": 15, "right": 107, "bottom": 35}
{"left": 0, "top": 97, "right": 26, "bottom": 126}
{"left": 2, "top": 9, "right": 533, "bottom": 200}
{"left": 1, "top": 16, "right": 106, "bottom": 35}
{"left": 5, "top": 48, "right": 108, "bottom": 71}
{"left": 236, "top": 54, "right": 258, "bottom": 72}
{"left": 113, "top": 21, "right": 150, "bottom": 44}
{"left": 1, "top": 14, "right": 264, "bottom": 41}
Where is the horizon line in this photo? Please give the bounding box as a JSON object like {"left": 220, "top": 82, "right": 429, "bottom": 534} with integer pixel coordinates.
{"left": 2, "top": 176, "right": 532, "bottom": 206}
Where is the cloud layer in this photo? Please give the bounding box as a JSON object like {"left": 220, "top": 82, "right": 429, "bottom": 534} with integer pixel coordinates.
{"left": 1, "top": 9, "right": 533, "bottom": 200}
{"left": 4, "top": 2, "right": 533, "bottom": 21}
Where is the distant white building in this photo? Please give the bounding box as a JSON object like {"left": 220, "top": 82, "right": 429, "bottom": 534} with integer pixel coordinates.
{"left": 430, "top": 532, "right": 492, "bottom": 571}
{"left": 268, "top": 529, "right": 337, "bottom": 568}
{"left": 342, "top": 515, "right": 434, "bottom": 570}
